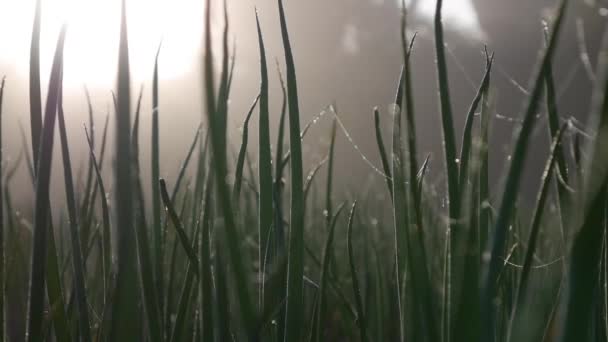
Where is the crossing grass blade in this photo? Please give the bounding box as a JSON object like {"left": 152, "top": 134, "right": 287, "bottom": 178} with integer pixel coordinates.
{"left": 160, "top": 179, "right": 200, "bottom": 274}
{"left": 202, "top": 0, "right": 257, "bottom": 335}
{"left": 373, "top": 107, "right": 393, "bottom": 199}
{"left": 56, "top": 81, "right": 92, "bottom": 341}
{"left": 170, "top": 217, "right": 201, "bottom": 342}
{"left": 233, "top": 94, "right": 261, "bottom": 199}
{"left": 458, "top": 51, "right": 494, "bottom": 193}
{"left": 199, "top": 179, "right": 214, "bottom": 342}
{"left": 255, "top": 13, "right": 275, "bottom": 312}
{"left": 346, "top": 202, "right": 368, "bottom": 342}
{"left": 559, "top": 17, "right": 608, "bottom": 341}
{"left": 110, "top": 1, "right": 139, "bottom": 340}
{"left": 132, "top": 100, "right": 163, "bottom": 342}
{"left": 315, "top": 202, "right": 346, "bottom": 342}
{"left": 84, "top": 127, "right": 112, "bottom": 299}
{"left": 325, "top": 118, "right": 337, "bottom": 226}
{"left": 480, "top": 1, "right": 568, "bottom": 340}
{"left": 277, "top": 1, "right": 306, "bottom": 339}
{"left": 26, "top": 24, "right": 68, "bottom": 342}
{"left": 508, "top": 124, "right": 567, "bottom": 341}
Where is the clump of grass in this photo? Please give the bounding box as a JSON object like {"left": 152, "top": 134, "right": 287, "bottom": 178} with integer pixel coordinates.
{"left": 5, "top": 0, "right": 608, "bottom": 341}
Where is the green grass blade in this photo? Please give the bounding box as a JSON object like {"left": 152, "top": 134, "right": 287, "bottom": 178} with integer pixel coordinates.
{"left": 160, "top": 179, "right": 200, "bottom": 274}
{"left": 559, "top": 17, "right": 608, "bottom": 340}
{"left": 56, "top": 81, "right": 91, "bottom": 341}
{"left": 203, "top": 0, "right": 256, "bottom": 333}
{"left": 315, "top": 202, "right": 346, "bottom": 342}
{"left": 508, "top": 124, "right": 567, "bottom": 341}
{"left": 233, "top": 94, "right": 261, "bottom": 199}
{"left": 373, "top": 107, "right": 393, "bottom": 199}
{"left": 346, "top": 202, "right": 368, "bottom": 342}
{"left": 255, "top": 11, "right": 274, "bottom": 313}
{"left": 458, "top": 51, "right": 494, "bottom": 193}
{"left": 480, "top": 1, "right": 568, "bottom": 340}
{"left": 170, "top": 217, "right": 201, "bottom": 342}
{"left": 151, "top": 42, "right": 164, "bottom": 324}
{"left": 83, "top": 128, "right": 112, "bottom": 300}
{"left": 29, "top": 0, "right": 42, "bottom": 167}
{"left": 199, "top": 179, "right": 214, "bottom": 342}
{"left": 277, "top": 1, "right": 306, "bottom": 339}
{"left": 26, "top": 25, "right": 68, "bottom": 342}
{"left": 133, "top": 126, "right": 163, "bottom": 342}
{"left": 325, "top": 118, "right": 337, "bottom": 226}
{"left": 110, "top": 2, "right": 139, "bottom": 340}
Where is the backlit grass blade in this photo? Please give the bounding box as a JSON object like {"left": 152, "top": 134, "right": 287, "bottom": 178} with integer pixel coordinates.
{"left": 170, "top": 124, "right": 202, "bottom": 201}
{"left": 18, "top": 123, "right": 35, "bottom": 185}
{"left": 110, "top": 1, "right": 139, "bottom": 340}
{"left": 315, "top": 202, "right": 346, "bottom": 342}
{"left": 346, "top": 202, "right": 368, "bottom": 342}
{"left": 84, "top": 127, "right": 111, "bottom": 299}
{"left": 373, "top": 107, "right": 392, "bottom": 199}
{"left": 29, "top": 0, "right": 42, "bottom": 166}
{"left": 480, "top": 1, "right": 568, "bottom": 340}
{"left": 434, "top": 0, "right": 460, "bottom": 229}
{"left": 273, "top": 61, "right": 288, "bottom": 257}
{"left": 325, "top": 118, "right": 337, "bottom": 226}
{"left": 132, "top": 109, "right": 163, "bottom": 342}
{"left": 256, "top": 13, "right": 274, "bottom": 313}
{"left": 559, "top": 18, "right": 608, "bottom": 341}
{"left": 160, "top": 179, "right": 200, "bottom": 274}
{"left": 508, "top": 124, "right": 567, "bottom": 341}
{"left": 399, "top": 6, "right": 438, "bottom": 340}
{"left": 170, "top": 216, "right": 201, "bottom": 342}
{"left": 151, "top": 43, "right": 163, "bottom": 321}
{"left": 56, "top": 81, "right": 91, "bottom": 341}
{"left": 304, "top": 158, "right": 328, "bottom": 205}
{"left": 199, "top": 179, "right": 214, "bottom": 342}
{"left": 277, "top": 1, "right": 306, "bottom": 339}
{"left": 233, "top": 94, "right": 261, "bottom": 199}
{"left": 26, "top": 24, "right": 67, "bottom": 342}
{"left": 458, "top": 51, "right": 494, "bottom": 193}
{"left": 202, "top": 0, "right": 256, "bottom": 334}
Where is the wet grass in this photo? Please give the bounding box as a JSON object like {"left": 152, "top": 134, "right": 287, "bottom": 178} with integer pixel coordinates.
{"left": 4, "top": 0, "right": 608, "bottom": 341}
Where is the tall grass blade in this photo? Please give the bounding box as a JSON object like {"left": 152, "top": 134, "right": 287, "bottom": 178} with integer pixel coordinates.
{"left": 346, "top": 202, "right": 368, "bottom": 342}
{"left": 480, "top": 1, "right": 568, "bottom": 340}
{"left": 26, "top": 25, "right": 67, "bottom": 342}
{"left": 315, "top": 202, "right": 346, "bottom": 342}
{"left": 110, "top": 1, "right": 139, "bottom": 340}
{"left": 559, "top": 16, "right": 608, "bottom": 340}
{"left": 29, "top": 0, "right": 42, "bottom": 166}
{"left": 508, "top": 124, "right": 567, "bottom": 341}
{"left": 255, "top": 11, "right": 274, "bottom": 313}
{"left": 151, "top": 43, "right": 164, "bottom": 324}
{"left": 277, "top": 1, "right": 306, "bottom": 339}
{"left": 56, "top": 80, "right": 91, "bottom": 341}
{"left": 84, "top": 128, "right": 111, "bottom": 300}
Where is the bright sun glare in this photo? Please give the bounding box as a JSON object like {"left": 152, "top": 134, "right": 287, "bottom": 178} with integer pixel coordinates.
{"left": 0, "top": 0, "right": 204, "bottom": 88}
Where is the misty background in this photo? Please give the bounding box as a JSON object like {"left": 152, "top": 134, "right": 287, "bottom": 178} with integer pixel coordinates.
{"left": 0, "top": 0, "right": 606, "bottom": 210}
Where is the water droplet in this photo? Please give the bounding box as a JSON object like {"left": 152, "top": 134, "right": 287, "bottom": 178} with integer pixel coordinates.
{"left": 455, "top": 158, "right": 460, "bottom": 164}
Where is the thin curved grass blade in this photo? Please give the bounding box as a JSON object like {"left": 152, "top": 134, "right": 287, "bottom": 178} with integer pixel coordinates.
{"left": 27, "top": 24, "right": 68, "bottom": 342}
{"left": 233, "top": 94, "right": 261, "bottom": 199}
{"left": 480, "top": 1, "right": 568, "bottom": 340}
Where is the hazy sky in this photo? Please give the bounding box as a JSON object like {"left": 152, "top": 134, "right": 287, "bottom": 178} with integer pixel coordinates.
{"left": 0, "top": 0, "right": 605, "bottom": 205}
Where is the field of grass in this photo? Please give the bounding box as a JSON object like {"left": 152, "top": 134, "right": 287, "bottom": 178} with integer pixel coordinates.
{"left": 2, "top": 0, "right": 608, "bottom": 341}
